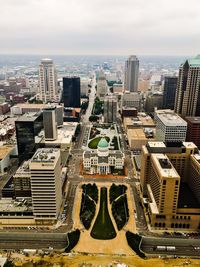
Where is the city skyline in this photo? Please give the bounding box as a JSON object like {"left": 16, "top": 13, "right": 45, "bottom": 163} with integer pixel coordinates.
{"left": 0, "top": 0, "right": 200, "bottom": 55}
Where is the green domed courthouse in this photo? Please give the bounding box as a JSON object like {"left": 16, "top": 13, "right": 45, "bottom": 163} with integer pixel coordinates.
{"left": 83, "top": 137, "right": 124, "bottom": 175}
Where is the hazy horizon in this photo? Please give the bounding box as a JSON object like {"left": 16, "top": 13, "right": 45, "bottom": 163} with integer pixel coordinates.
{"left": 0, "top": 0, "right": 200, "bottom": 55}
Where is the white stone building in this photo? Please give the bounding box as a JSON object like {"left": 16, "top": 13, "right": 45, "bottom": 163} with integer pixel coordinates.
{"left": 83, "top": 138, "right": 124, "bottom": 175}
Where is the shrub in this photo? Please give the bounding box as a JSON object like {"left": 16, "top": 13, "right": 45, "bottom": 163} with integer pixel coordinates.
{"left": 65, "top": 229, "right": 80, "bottom": 252}
{"left": 126, "top": 231, "right": 146, "bottom": 258}
{"left": 82, "top": 183, "right": 98, "bottom": 203}
{"left": 109, "top": 184, "right": 127, "bottom": 203}
{"left": 112, "top": 195, "right": 129, "bottom": 230}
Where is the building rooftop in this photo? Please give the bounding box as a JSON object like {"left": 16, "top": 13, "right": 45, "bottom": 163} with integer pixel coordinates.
{"left": 16, "top": 112, "right": 42, "bottom": 122}
{"left": 156, "top": 111, "right": 187, "bottom": 127}
{"left": 185, "top": 116, "right": 200, "bottom": 123}
{"left": 0, "top": 145, "right": 15, "bottom": 160}
{"left": 41, "top": 58, "right": 53, "bottom": 64}
{"left": 148, "top": 141, "right": 166, "bottom": 148}
{"left": 14, "top": 161, "right": 30, "bottom": 177}
{"left": 182, "top": 142, "right": 197, "bottom": 149}
{"left": 31, "top": 148, "right": 60, "bottom": 163}
{"left": 42, "top": 126, "right": 73, "bottom": 146}
{"left": 128, "top": 128, "right": 147, "bottom": 140}
{"left": 98, "top": 138, "right": 109, "bottom": 148}
{"left": 0, "top": 198, "right": 33, "bottom": 213}
{"left": 123, "top": 114, "right": 155, "bottom": 128}
{"left": 152, "top": 154, "right": 180, "bottom": 179}
{"left": 13, "top": 103, "right": 48, "bottom": 109}
{"left": 188, "top": 55, "right": 200, "bottom": 67}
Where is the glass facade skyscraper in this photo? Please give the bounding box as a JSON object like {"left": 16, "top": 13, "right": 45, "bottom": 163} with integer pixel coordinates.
{"left": 15, "top": 112, "right": 43, "bottom": 162}
{"left": 62, "top": 77, "right": 81, "bottom": 108}
{"left": 163, "top": 76, "right": 178, "bottom": 110}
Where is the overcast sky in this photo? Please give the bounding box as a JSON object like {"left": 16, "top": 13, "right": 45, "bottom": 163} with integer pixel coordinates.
{"left": 0, "top": 0, "right": 200, "bottom": 55}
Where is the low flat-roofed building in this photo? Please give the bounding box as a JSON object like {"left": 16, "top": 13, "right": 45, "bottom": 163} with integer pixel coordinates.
{"left": 37, "top": 122, "right": 77, "bottom": 150}
{"left": 123, "top": 113, "right": 155, "bottom": 131}
{"left": 127, "top": 128, "right": 155, "bottom": 150}
{"left": 13, "top": 161, "right": 31, "bottom": 197}
{"left": 0, "top": 198, "right": 34, "bottom": 225}
{"left": 0, "top": 145, "right": 17, "bottom": 175}
{"left": 11, "top": 103, "right": 48, "bottom": 115}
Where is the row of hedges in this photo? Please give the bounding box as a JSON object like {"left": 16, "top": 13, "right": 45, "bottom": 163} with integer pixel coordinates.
{"left": 109, "top": 184, "right": 127, "bottom": 204}
{"left": 111, "top": 136, "right": 119, "bottom": 150}
{"left": 126, "top": 231, "right": 146, "bottom": 258}
{"left": 80, "top": 184, "right": 98, "bottom": 229}
{"left": 82, "top": 183, "right": 98, "bottom": 204}
{"left": 109, "top": 184, "right": 129, "bottom": 230}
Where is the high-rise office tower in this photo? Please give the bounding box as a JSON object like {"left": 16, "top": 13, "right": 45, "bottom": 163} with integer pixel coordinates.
{"left": 96, "top": 71, "right": 108, "bottom": 100}
{"left": 185, "top": 117, "right": 200, "bottom": 149}
{"left": 29, "top": 148, "right": 62, "bottom": 223}
{"left": 15, "top": 112, "right": 43, "bottom": 162}
{"left": 163, "top": 76, "right": 178, "bottom": 110}
{"left": 140, "top": 141, "right": 200, "bottom": 230}
{"left": 62, "top": 77, "right": 80, "bottom": 108}
{"left": 55, "top": 105, "right": 63, "bottom": 127}
{"left": 121, "top": 92, "right": 141, "bottom": 110}
{"left": 145, "top": 92, "right": 163, "bottom": 113}
{"left": 174, "top": 55, "right": 200, "bottom": 117}
{"left": 104, "top": 95, "right": 117, "bottom": 123}
{"left": 38, "top": 58, "right": 59, "bottom": 103}
{"left": 155, "top": 110, "right": 187, "bottom": 143}
{"left": 124, "top": 55, "right": 139, "bottom": 92}
{"left": 43, "top": 107, "right": 57, "bottom": 141}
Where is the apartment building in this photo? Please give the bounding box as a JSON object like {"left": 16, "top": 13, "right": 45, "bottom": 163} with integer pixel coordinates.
{"left": 141, "top": 141, "right": 200, "bottom": 230}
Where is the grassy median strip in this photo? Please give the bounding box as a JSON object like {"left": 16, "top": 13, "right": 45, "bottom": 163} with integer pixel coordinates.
{"left": 91, "top": 187, "right": 117, "bottom": 240}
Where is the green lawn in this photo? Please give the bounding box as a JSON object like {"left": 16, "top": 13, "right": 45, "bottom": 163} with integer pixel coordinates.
{"left": 88, "top": 136, "right": 110, "bottom": 149}
{"left": 90, "top": 187, "right": 116, "bottom": 240}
